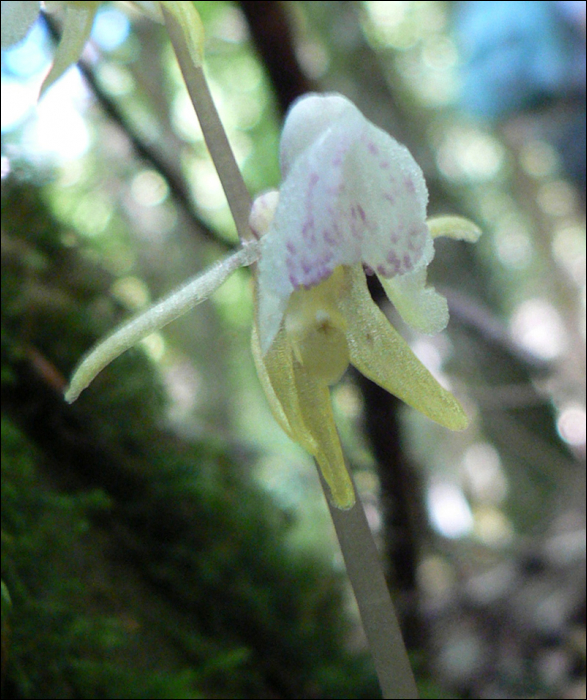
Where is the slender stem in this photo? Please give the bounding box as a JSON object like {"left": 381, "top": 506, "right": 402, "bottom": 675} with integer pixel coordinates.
{"left": 162, "top": 11, "right": 417, "bottom": 696}
{"left": 162, "top": 6, "right": 254, "bottom": 242}
{"left": 320, "top": 471, "right": 419, "bottom": 699}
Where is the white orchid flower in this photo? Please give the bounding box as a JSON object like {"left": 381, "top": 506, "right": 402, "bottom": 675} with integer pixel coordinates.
{"left": 249, "top": 93, "right": 481, "bottom": 508}
{"left": 65, "top": 92, "right": 480, "bottom": 510}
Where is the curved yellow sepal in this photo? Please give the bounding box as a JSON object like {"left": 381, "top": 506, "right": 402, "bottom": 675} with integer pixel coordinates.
{"left": 340, "top": 265, "right": 469, "bottom": 431}
{"left": 427, "top": 216, "right": 482, "bottom": 243}
{"left": 292, "top": 362, "right": 355, "bottom": 509}
{"left": 252, "top": 292, "right": 355, "bottom": 509}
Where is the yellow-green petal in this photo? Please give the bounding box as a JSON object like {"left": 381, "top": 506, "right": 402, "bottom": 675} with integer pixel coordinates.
{"left": 160, "top": 1, "right": 205, "bottom": 68}
{"left": 40, "top": 1, "right": 99, "bottom": 97}
{"left": 292, "top": 362, "right": 355, "bottom": 510}
{"left": 379, "top": 268, "right": 449, "bottom": 335}
{"left": 427, "top": 215, "right": 482, "bottom": 242}
{"left": 252, "top": 296, "right": 355, "bottom": 509}
{"left": 251, "top": 321, "right": 312, "bottom": 448}
{"left": 340, "top": 265, "right": 469, "bottom": 431}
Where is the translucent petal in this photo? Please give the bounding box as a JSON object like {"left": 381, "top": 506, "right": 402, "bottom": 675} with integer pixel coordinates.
{"left": 1, "top": 0, "right": 41, "bottom": 48}
{"left": 257, "top": 93, "right": 432, "bottom": 353}
{"left": 340, "top": 265, "right": 469, "bottom": 431}
{"left": 427, "top": 215, "right": 482, "bottom": 242}
{"left": 380, "top": 216, "right": 481, "bottom": 333}
{"left": 379, "top": 268, "right": 449, "bottom": 335}
{"left": 40, "top": 2, "right": 99, "bottom": 97}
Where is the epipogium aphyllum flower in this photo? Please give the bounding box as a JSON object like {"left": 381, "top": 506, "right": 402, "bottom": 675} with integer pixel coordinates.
{"left": 65, "top": 92, "right": 481, "bottom": 510}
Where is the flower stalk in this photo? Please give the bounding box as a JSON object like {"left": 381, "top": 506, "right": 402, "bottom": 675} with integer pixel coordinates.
{"left": 161, "top": 3, "right": 254, "bottom": 241}
{"left": 324, "top": 473, "right": 419, "bottom": 698}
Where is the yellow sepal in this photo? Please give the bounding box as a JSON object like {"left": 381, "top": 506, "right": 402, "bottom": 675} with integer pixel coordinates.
{"left": 292, "top": 362, "right": 355, "bottom": 509}
{"left": 427, "top": 215, "right": 482, "bottom": 243}
{"left": 340, "top": 264, "right": 469, "bottom": 431}
{"left": 252, "top": 290, "right": 355, "bottom": 509}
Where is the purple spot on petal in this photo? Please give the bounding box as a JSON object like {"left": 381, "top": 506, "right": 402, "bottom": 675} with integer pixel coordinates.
{"left": 383, "top": 193, "right": 395, "bottom": 204}
{"left": 403, "top": 254, "right": 412, "bottom": 269}
{"left": 379, "top": 160, "right": 390, "bottom": 169}
{"left": 404, "top": 178, "right": 416, "bottom": 194}
{"left": 368, "top": 142, "right": 379, "bottom": 155}
{"left": 357, "top": 204, "right": 366, "bottom": 223}
{"left": 392, "top": 257, "right": 402, "bottom": 273}
{"left": 286, "top": 241, "right": 296, "bottom": 254}
{"left": 309, "top": 173, "right": 319, "bottom": 186}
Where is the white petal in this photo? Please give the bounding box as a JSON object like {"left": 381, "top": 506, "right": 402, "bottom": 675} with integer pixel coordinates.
{"left": 280, "top": 92, "right": 356, "bottom": 177}
{"left": 256, "top": 92, "right": 432, "bottom": 352}
{"left": 256, "top": 108, "right": 361, "bottom": 352}
{"left": 344, "top": 118, "right": 430, "bottom": 278}
{"left": 1, "top": 0, "right": 41, "bottom": 48}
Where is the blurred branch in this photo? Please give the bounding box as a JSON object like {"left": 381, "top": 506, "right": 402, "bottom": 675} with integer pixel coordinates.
{"left": 42, "top": 13, "right": 233, "bottom": 251}
{"left": 444, "top": 288, "right": 551, "bottom": 374}
{"left": 239, "top": 1, "right": 314, "bottom": 114}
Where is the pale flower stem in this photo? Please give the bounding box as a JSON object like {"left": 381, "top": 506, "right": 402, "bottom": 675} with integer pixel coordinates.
{"left": 321, "top": 471, "right": 419, "bottom": 699}
{"left": 162, "top": 6, "right": 253, "bottom": 242}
